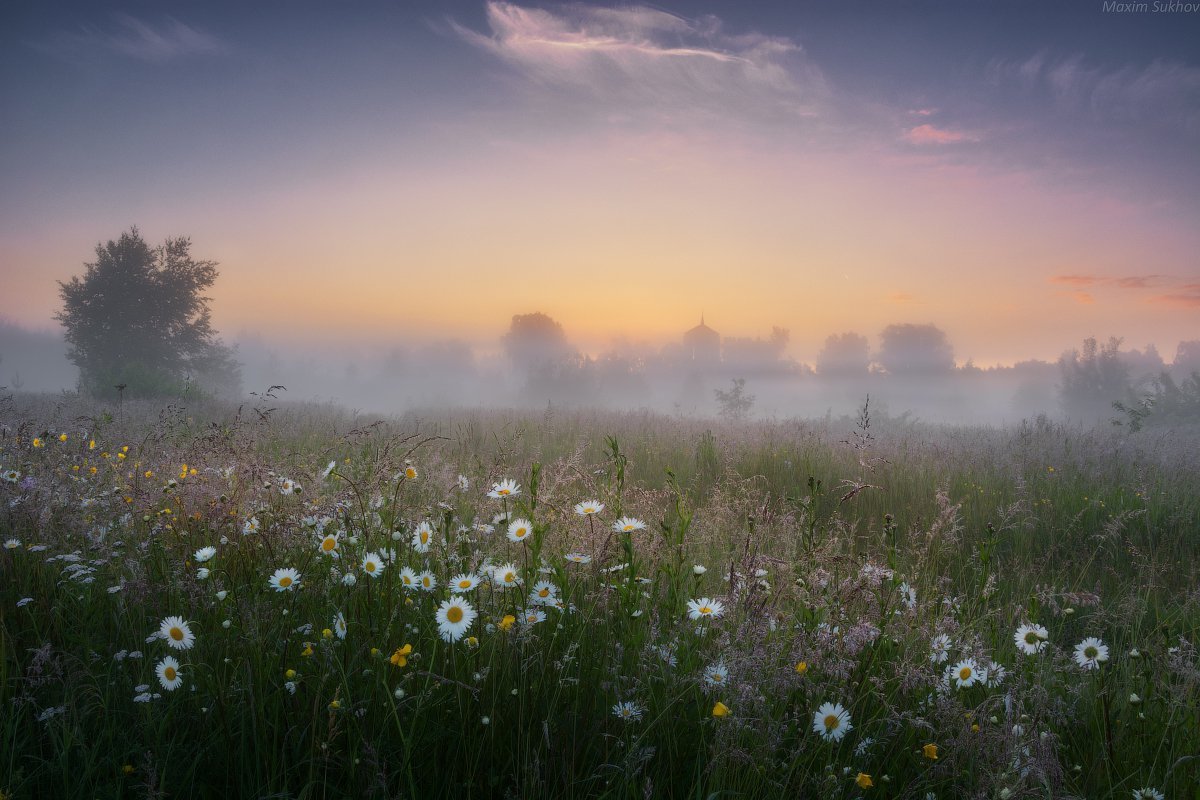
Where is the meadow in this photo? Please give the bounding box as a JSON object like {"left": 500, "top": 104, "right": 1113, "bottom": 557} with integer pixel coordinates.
{"left": 1, "top": 392, "right": 1197, "bottom": 799}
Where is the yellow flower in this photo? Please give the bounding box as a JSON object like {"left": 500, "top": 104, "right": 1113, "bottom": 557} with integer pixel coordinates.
{"left": 390, "top": 644, "right": 413, "bottom": 667}
{"left": 32, "top": 438, "right": 43, "bottom": 448}
{"left": 404, "top": 465, "right": 417, "bottom": 480}
{"left": 795, "top": 661, "right": 808, "bottom": 676}
{"left": 301, "top": 643, "right": 314, "bottom": 657}
{"left": 498, "top": 614, "right": 516, "bottom": 631}
{"left": 121, "top": 764, "right": 135, "bottom": 775}
{"left": 370, "top": 647, "right": 380, "bottom": 657}
{"left": 58, "top": 433, "right": 68, "bottom": 442}
{"left": 322, "top": 628, "right": 333, "bottom": 639}
{"left": 971, "top": 723, "right": 980, "bottom": 733}
{"left": 466, "top": 636, "right": 479, "bottom": 648}
{"left": 72, "top": 465, "right": 80, "bottom": 472}
{"left": 179, "top": 464, "right": 188, "bottom": 479}
{"left": 88, "top": 439, "right": 96, "bottom": 450}
{"left": 328, "top": 699, "right": 340, "bottom": 710}
{"left": 923, "top": 743, "right": 938, "bottom": 760}
{"left": 855, "top": 773, "right": 873, "bottom": 789}
{"left": 144, "top": 470, "right": 153, "bottom": 478}
{"left": 711, "top": 701, "right": 730, "bottom": 718}
{"left": 285, "top": 669, "right": 296, "bottom": 680}
{"left": 117, "top": 452, "right": 126, "bottom": 460}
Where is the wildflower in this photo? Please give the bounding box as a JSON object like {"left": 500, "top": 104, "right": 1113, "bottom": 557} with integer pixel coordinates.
{"left": 418, "top": 571, "right": 437, "bottom": 591}
{"left": 693, "top": 564, "right": 707, "bottom": 575}
{"left": 404, "top": 465, "right": 418, "bottom": 480}
{"left": 813, "top": 702, "right": 852, "bottom": 741}
{"left": 269, "top": 567, "right": 301, "bottom": 592}
{"left": 321, "top": 461, "right": 337, "bottom": 480}
{"left": 411, "top": 522, "right": 435, "bottom": 553}
{"left": 457, "top": 474, "right": 470, "bottom": 490}
{"left": 1132, "top": 789, "right": 1165, "bottom": 800}
{"left": 951, "top": 658, "right": 981, "bottom": 689}
{"left": 280, "top": 478, "right": 300, "bottom": 495}
{"left": 317, "top": 532, "right": 339, "bottom": 556}
{"left": 342, "top": 572, "right": 357, "bottom": 586}
{"left": 985, "top": 662, "right": 1007, "bottom": 688}
{"left": 506, "top": 518, "right": 533, "bottom": 543}
{"left": 159, "top": 616, "right": 196, "bottom": 650}
{"left": 2, "top": 469, "right": 20, "bottom": 483}
{"left": 301, "top": 642, "right": 314, "bottom": 657}
{"left": 564, "top": 552, "right": 591, "bottom": 564}
{"left": 390, "top": 644, "right": 413, "bottom": 667}
{"left": 493, "top": 563, "right": 522, "bottom": 587}
{"left": 897, "top": 582, "right": 917, "bottom": 609}
{"left": 523, "top": 609, "right": 547, "bottom": 626}
{"left": 333, "top": 612, "right": 347, "bottom": 640}
{"left": 450, "top": 573, "right": 480, "bottom": 593}
{"left": 712, "top": 701, "right": 730, "bottom": 717}
{"left": 686, "top": 597, "right": 725, "bottom": 621}
{"left": 703, "top": 662, "right": 729, "bottom": 688}
{"left": 398, "top": 567, "right": 417, "bottom": 589}
{"left": 795, "top": 661, "right": 808, "bottom": 676}
{"left": 284, "top": 681, "right": 297, "bottom": 695}
{"left": 574, "top": 499, "right": 604, "bottom": 516}
{"left": 361, "top": 553, "right": 384, "bottom": 578}
{"left": 612, "top": 701, "right": 643, "bottom": 721}
{"left": 155, "top": 656, "right": 183, "bottom": 691}
{"left": 436, "top": 596, "right": 477, "bottom": 642}
{"left": 923, "top": 743, "right": 938, "bottom": 760}
{"left": 1129, "top": 693, "right": 1142, "bottom": 705}
{"left": 1014, "top": 623, "right": 1049, "bottom": 655}
{"left": 1074, "top": 637, "right": 1109, "bottom": 670}
{"left": 17, "top": 597, "right": 34, "bottom": 608}
{"left": 530, "top": 580, "right": 559, "bottom": 605}
{"left": 488, "top": 479, "right": 520, "bottom": 499}
{"left": 242, "top": 517, "right": 260, "bottom": 536}
{"left": 930, "top": 634, "right": 951, "bottom": 664}
{"left": 612, "top": 516, "right": 646, "bottom": 533}
{"left": 4, "top": 538, "right": 21, "bottom": 550}
{"left": 33, "top": 437, "right": 44, "bottom": 448}
{"left": 328, "top": 699, "right": 340, "bottom": 710}
{"left": 497, "top": 614, "right": 516, "bottom": 631}
{"left": 856, "top": 773, "right": 874, "bottom": 789}
{"left": 196, "top": 568, "right": 210, "bottom": 580}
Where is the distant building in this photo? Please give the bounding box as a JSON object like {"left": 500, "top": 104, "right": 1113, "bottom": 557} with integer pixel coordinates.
{"left": 683, "top": 315, "right": 720, "bottom": 364}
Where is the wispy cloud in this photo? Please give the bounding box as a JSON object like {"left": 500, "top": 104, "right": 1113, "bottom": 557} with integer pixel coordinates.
{"left": 1149, "top": 286, "right": 1200, "bottom": 309}
{"left": 1114, "top": 275, "right": 1166, "bottom": 289}
{"left": 450, "top": 2, "right": 825, "bottom": 119}
{"left": 988, "top": 53, "right": 1200, "bottom": 134}
{"left": 35, "top": 14, "right": 225, "bottom": 63}
{"left": 1050, "top": 275, "right": 1100, "bottom": 287}
{"left": 903, "top": 124, "right": 978, "bottom": 145}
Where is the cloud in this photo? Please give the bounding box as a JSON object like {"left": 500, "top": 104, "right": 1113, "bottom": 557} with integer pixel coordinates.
{"left": 450, "top": 2, "right": 825, "bottom": 119}
{"left": 35, "top": 14, "right": 225, "bottom": 63}
{"left": 1149, "top": 290, "right": 1200, "bottom": 309}
{"left": 903, "top": 124, "right": 978, "bottom": 145}
{"left": 1113, "top": 275, "right": 1165, "bottom": 289}
{"left": 1071, "top": 291, "right": 1095, "bottom": 305}
{"left": 1050, "top": 275, "right": 1100, "bottom": 286}
{"left": 987, "top": 53, "right": 1200, "bottom": 134}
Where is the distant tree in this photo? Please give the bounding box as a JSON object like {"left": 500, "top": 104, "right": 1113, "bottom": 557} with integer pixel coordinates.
{"left": 876, "top": 324, "right": 955, "bottom": 376}
{"left": 56, "top": 228, "right": 240, "bottom": 398}
{"left": 502, "top": 312, "right": 572, "bottom": 374}
{"left": 1173, "top": 341, "right": 1200, "bottom": 377}
{"left": 714, "top": 378, "right": 755, "bottom": 421}
{"left": 816, "top": 332, "right": 870, "bottom": 377}
{"left": 1058, "top": 336, "right": 1130, "bottom": 423}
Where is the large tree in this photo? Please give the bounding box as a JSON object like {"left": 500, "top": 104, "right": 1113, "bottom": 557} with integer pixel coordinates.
{"left": 876, "top": 323, "right": 955, "bottom": 377}
{"left": 56, "top": 228, "right": 240, "bottom": 398}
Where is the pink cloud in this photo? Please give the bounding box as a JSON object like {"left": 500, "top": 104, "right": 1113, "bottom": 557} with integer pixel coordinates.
{"left": 1049, "top": 274, "right": 1099, "bottom": 286}
{"left": 903, "top": 124, "right": 977, "bottom": 145}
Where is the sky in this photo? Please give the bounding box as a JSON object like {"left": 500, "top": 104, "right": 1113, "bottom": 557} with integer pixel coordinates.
{"left": 1, "top": 0, "right": 1198, "bottom": 367}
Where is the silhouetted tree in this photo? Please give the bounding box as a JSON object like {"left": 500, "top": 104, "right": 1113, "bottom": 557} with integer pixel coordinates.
{"left": 56, "top": 228, "right": 240, "bottom": 398}
{"left": 816, "top": 332, "right": 871, "bottom": 377}
{"left": 876, "top": 324, "right": 955, "bottom": 376}
{"left": 1058, "top": 336, "right": 1129, "bottom": 423}
{"left": 1173, "top": 341, "right": 1200, "bottom": 378}
{"left": 502, "top": 312, "right": 572, "bottom": 374}
{"left": 714, "top": 378, "right": 755, "bottom": 421}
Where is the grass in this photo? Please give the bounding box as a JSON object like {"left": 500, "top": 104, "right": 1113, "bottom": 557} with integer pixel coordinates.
{"left": 1, "top": 392, "right": 1197, "bottom": 799}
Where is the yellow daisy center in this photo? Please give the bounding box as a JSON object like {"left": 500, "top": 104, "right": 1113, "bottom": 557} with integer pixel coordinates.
{"left": 419, "top": 532, "right": 429, "bottom": 543}
{"left": 406, "top": 468, "right": 416, "bottom": 479}
{"left": 458, "top": 579, "right": 471, "bottom": 588}
{"left": 1024, "top": 632, "right": 1038, "bottom": 644}
{"left": 366, "top": 562, "right": 376, "bottom": 572}
{"left": 1085, "top": 646, "right": 1098, "bottom": 658}
{"left": 623, "top": 524, "right": 635, "bottom": 531}
{"left": 515, "top": 527, "right": 527, "bottom": 537}
{"left": 538, "top": 588, "right": 550, "bottom": 598}
{"left": 322, "top": 538, "right": 335, "bottom": 551}
{"left": 447, "top": 606, "right": 463, "bottom": 623}
{"left": 504, "top": 572, "right": 515, "bottom": 582}
{"left": 498, "top": 489, "right": 510, "bottom": 495}
{"left": 169, "top": 627, "right": 183, "bottom": 641}
{"left": 959, "top": 667, "right": 972, "bottom": 680}
{"left": 700, "top": 606, "right": 712, "bottom": 615}
{"left": 164, "top": 667, "right": 176, "bottom": 681}
{"left": 279, "top": 576, "right": 292, "bottom": 587}
{"left": 824, "top": 714, "right": 839, "bottom": 730}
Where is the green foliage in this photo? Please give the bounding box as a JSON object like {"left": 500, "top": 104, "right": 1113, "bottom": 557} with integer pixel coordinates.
{"left": 1059, "top": 336, "right": 1130, "bottom": 424}
{"left": 713, "top": 378, "right": 755, "bottom": 422}
{"left": 56, "top": 228, "right": 241, "bottom": 400}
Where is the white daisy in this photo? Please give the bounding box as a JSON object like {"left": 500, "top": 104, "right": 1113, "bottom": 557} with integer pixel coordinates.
{"left": 530, "top": 580, "right": 559, "bottom": 605}
{"left": 1074, "top": 637, "right": 1109, "bottom": 670}
{"left": 333, "top": 612, "right": 347, "bottom": 640}
{"left": 418, "top": 571, "right": 437, "bottom": 591}
{"left": 951, "top": 658, "right": 981, "bottom": 689}
{"left": 930, "top": 634, "right": 952, "bottom": 664}
{"left": 493, "top": 563, "right": 522, "bottom": 588}
{"left": 411, "top": 522, "right": 435, "bottom": 553}
{"left": 268, "top": 567, "right": 301, "bottom": 592}
{"left": 457, "top": 474, "right": 470, "bottom": 491}
{"left": 487, "top": 479, "right": 520, "bottom": 499}
{"left": 564, "top": 553, "right": 592, "bottom": 564}
{"left": 193, "top": 546, "right": 216, "bottom": 563}
{"left": 159, "top": 616, "right": 196, "bottom": 650}
{"left": 361, "top": 552, "right": 385, "bottom": 578}
{"left": 436, "top": 596, "right": 477, "bottom": 642}
{"left": 1014, "top": 623, "right": 1049, "bottom": 655}
{"left": 523, "top": 609, "right": 547, "bottom": 626}
{"left": 1132, "top": 788, "right": 1165, "bottom": 800}
{"left": 612, "top": 516, "right": 646, "bottom": 533}
{"left": 4, "top": 538, "right": 22, "bottom": 550}
{"left": 317, "top": 532, "right": 339, "bottom": 557}
{"left": 506, "top": 518, "right": 533, "bottom": 544}
{"left": 612, "top": 701, "right": 643, "bottom": 721}
{"left": 686, "top": 597, "right": 725, "bottom": 621}
{"left": 280, "top": 478, "right": 300, "bottom": 495}
{"left": 897, "top": 582, "right": 917, "bottom": 609}
{"left": 241, "top": 516, "right": 260, "bottom": 536}
{"left": 321, "top": 460, "right": 337, "bottom": 480}
{"left": 450, "top": 573, "right": 481, "bottom": 593}
{"left": 813, "top": 702, "right": 852, "bottom": 741}
{"left": 155, "top": 656, "right": 183, "bottom": 691}
{"left": 574, "top": 499, "right": 604, "bottom": 516}
{"left": 398, "top": 566, "right": 418, "bottom": 589}
{"left": 703, "top": 661, "right": 729, "bottom": 688}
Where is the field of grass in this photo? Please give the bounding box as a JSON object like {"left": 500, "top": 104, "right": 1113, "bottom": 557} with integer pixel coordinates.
{"left": 2, "top": 393, "right": 1198, "bottom": 799}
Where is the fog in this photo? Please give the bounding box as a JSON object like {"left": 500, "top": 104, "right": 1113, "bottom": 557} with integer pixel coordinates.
{"left": 4, "top": 313, "right": 1197, "bottom": 428}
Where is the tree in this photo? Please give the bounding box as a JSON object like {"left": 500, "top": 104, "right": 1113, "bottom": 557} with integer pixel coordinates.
{"left": 816, "top": 332, "right": 871, "bottom": 377}
{"left": 56, "top": 228, "right": 240, "bottom": 398}
{"left": 502, "top": 312, "right": 573, "bottom": 374}
{"left": 1058, "top": 336, "right": 1129, "bottom": 424}
{"left": 714, "top": 378, "right": 755, "bottom": 421}
{"left": 876, "top": 323, "right": 955, "bottom": 376}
